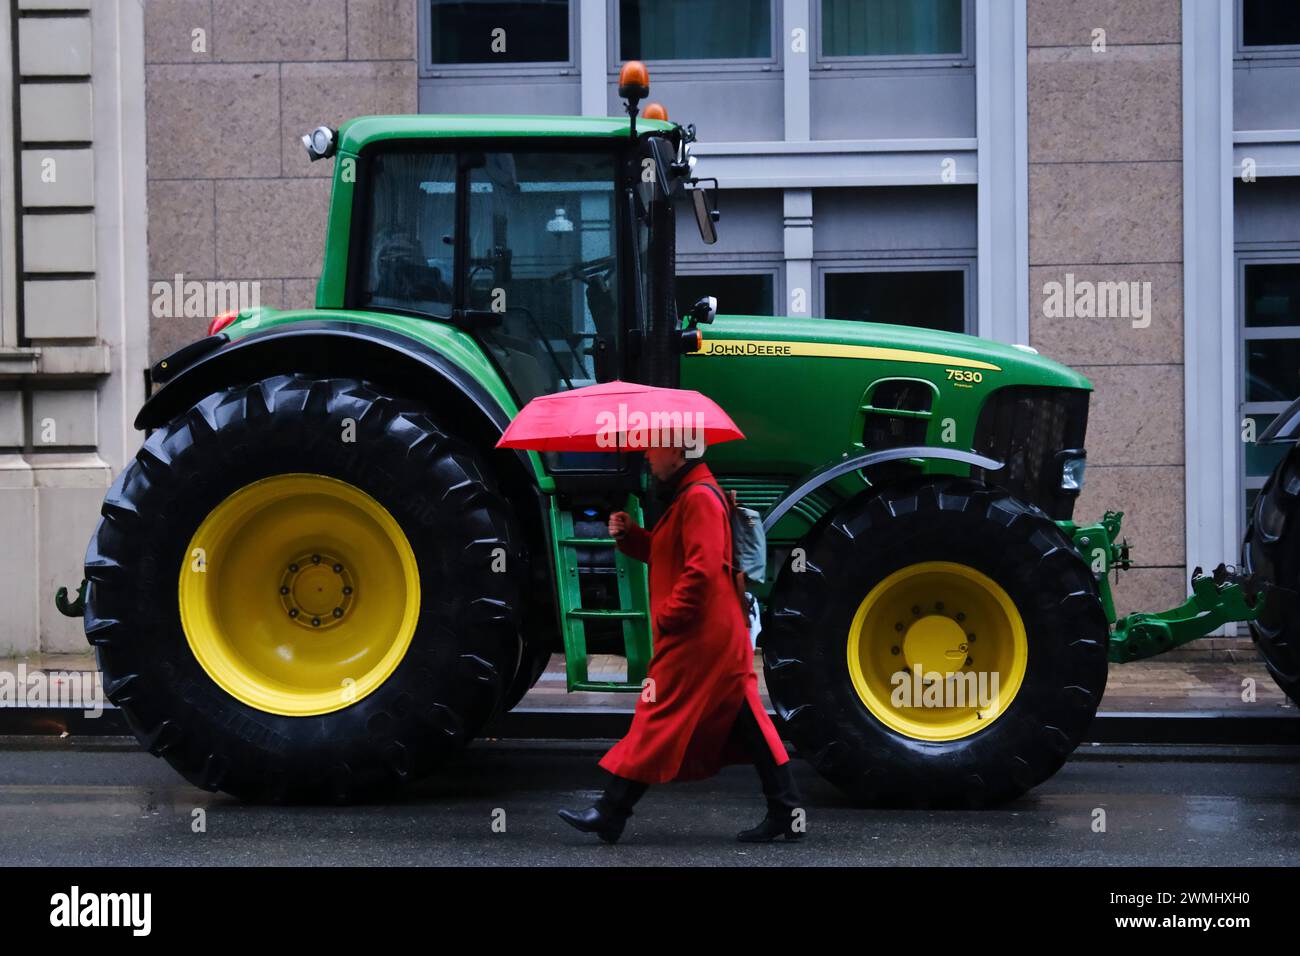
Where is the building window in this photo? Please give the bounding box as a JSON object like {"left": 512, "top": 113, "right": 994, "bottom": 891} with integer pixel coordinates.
{"left": 820, "top": 0, "right": 963, "bottom": 58}
{"left": 1241, "top": 260, "right": 1300, "bottom": 522}
{"left": 619, "top": 0, "right": 773, "bottom": 61}
{"left": 822, "top": 268, "right": 967, "bottom": 334}
{"left": 676, "top": 272, "right": 776, "bottom": 317}
{"left": 1241, "top": 0, "right": 1300, "bottom": 48}
{"left": 428, "top": 0, "right": 570, "bottom": 64}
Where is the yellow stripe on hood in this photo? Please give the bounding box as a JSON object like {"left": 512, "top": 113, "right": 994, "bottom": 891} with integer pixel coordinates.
{"left": 693, "top": 338, "right": 1002, "bottom": 372}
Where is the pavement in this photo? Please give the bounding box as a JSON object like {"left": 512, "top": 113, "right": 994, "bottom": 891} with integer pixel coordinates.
{"left": 5, "top": 646, "right": 1297, "bottom": 717}
{"left": 3, "top": 648, "right": 1297, "bottom": 747}
{"left": 1, "top": 739, "right": 1297, "bottom": 866}
{"left": 3, "top": 648, "right": 1296, "bottom": 867}
{"left": 534, "top": 647, "right": 1298, "bottom": 714}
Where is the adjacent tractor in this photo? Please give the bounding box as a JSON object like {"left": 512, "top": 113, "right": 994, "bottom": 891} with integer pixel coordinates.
{"left": 61, "top": 67, "right": 1288, "bottom": 806}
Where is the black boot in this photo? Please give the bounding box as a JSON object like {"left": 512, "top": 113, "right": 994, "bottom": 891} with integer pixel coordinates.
{"left": 725, "top": 701, "right": 805, "bottom": 843}
{"left": 558, "top": 774, "right": 648, "bottom": 844}
{"left": 737, "top": 802, "right": 803, "bottom": 842}
{"left": 738, "top": 756, "right": 804, "bottom": 843}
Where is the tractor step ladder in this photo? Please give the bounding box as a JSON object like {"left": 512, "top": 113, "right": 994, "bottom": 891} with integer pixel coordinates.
{"left": 549, "top": 495, "right": 652, "bottom": 692}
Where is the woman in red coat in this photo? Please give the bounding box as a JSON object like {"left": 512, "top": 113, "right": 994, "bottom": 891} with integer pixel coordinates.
{"left": 557, "top": 446, "right": 804, "bottom": 844}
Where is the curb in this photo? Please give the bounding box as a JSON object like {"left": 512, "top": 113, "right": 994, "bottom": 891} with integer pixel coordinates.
{"left": 2, "top": 705, "right": 1298, "bottom": 746}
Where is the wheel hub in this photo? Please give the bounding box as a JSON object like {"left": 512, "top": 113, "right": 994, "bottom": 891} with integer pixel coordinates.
{"left": 901, "top": 613, "right": 969, "bottom": 674}
{"left": 279, "top": 553, "right": 354, "bottom": 629}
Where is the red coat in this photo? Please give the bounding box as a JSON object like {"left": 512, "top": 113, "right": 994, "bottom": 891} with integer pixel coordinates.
{"left": 598, "top": 461, "right": 791, "bottom": 784}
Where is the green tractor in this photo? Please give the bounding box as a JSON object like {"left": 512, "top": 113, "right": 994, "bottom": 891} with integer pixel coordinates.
{"left": 64, "top": 76, "right": 1287, "bottom": 807}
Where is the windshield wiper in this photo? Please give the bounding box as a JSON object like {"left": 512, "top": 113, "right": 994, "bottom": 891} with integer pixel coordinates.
{"left": 506, "top": 306, "right": 575, "bottom": 391}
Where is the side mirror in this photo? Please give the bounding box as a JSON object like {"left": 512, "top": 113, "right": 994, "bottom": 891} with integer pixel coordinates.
{"left": 301, "top": 125, "right": 337, "bottom": 162}
{"left": 690, "top": 296, "right": 717, "bottom": 325}
{"left": 691, "top": 187, "right": 719, "bottom": 245}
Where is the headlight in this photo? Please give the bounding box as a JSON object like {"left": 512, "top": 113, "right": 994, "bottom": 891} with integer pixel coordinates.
{"left": 1060, "top": 455, "right": 1087, "bottom": 492}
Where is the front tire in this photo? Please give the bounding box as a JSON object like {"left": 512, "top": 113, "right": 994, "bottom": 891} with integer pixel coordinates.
{"left": 1242, "top": 445, "right": 1300, "bottom": 706}
{"left": 764, "top": 477, "right": 1109, "bottom": 807}
{"left": 85, "top": 375, "right": 526, "bottom": 802}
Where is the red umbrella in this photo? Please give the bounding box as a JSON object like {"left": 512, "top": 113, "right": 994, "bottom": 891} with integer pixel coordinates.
{"left": 496, "top": 380, "right": 744, "bottom": 452}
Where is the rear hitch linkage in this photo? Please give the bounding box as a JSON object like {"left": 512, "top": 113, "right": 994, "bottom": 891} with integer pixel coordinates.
{"left": 1109, "top": 563, "right": 1267, "bottom": 664}
{"left": 1061, "top": 511, "right": 1266, "bottom": 663}
{"left": 54, "top": 580, "right": 87, "bottom": 618}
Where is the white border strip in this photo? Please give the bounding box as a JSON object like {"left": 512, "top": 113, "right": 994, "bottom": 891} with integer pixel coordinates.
{"left": 975, "top": 0, "right": 1028, "bottom": 344}
{"left": 1182, "top": 0, "right": 1237, "bottom": 605}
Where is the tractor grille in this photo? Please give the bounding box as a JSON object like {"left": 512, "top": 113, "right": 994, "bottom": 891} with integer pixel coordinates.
{"left": 969, "top": 386, "right": 1090, "bottom": 520}
{"left": 715, "top": 475, "right": 835, "bottom": 528}
{"left": 715, "top": 476, "right": 788, "bottom": 513}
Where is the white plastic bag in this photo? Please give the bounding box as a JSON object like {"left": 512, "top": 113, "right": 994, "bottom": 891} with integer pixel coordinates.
{"left": 746, "top": 592, "right": 762, "bottom": 648}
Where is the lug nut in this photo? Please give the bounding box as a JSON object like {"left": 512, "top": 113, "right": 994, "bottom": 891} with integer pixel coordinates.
{"left": 288, "top": 609, "right": 299, "bottom": 618}
{"left": 890, "top": 646, "right": 900, "bottom": 655}
{"left": 956, "top": 612, "right": 965, "bottom": 622}
{"left": 332, "top": 563, "right": 343, "bottom": 573}
{"left": 343, "top": 586, "right": 353, "bottom": 595}
{"left": 289, "top": 563, "right": 298, "bottom": 573}
{"left": 911, "top": 605, "right": 920, "bottom": 616}
{"left": 333, "top": 607, "right": 343, "bottom": 618}
{"left": 935, "top": 601, "right": 944, "bottom": 611}
{"left": 311, "top": 617, "right": 321, "bottom": 627}
{"left": 312, "top": 555, "right": 321, "bottom": 564}
{"left": 894, "top": 622, "right": 904, "bottom": 632}
{"left": 279, "top": 586, "right": 289, "bottom": 595}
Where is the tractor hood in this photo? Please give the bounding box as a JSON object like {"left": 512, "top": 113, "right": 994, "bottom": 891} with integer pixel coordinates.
{"left": 694, "top": 315, "right": 1093, "bottom": 392}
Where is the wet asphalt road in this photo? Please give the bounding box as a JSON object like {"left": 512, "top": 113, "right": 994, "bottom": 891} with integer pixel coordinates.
{"left": 1, "top": 739, "right": 1297, "bottom": 866}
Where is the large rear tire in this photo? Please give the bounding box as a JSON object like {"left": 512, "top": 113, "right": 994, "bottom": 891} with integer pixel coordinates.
{"left": 1242, "top": 445, "right": 1300, "bottom": 706}
{"left": 764, "top": 477, "right": 1109, "bottom": 807}
{"left": 85, "top": 375, "right": 526, "bottom": 802}
{"left": 502, "top": 626, "right": 553, "bottom": 712}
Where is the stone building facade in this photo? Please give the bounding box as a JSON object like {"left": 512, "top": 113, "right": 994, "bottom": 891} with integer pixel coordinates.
{"left": 1, "top": 0, "right": 1294, "bottom": 653}
{"left": 0, "top": 0, "right": 147, "bottom": 655}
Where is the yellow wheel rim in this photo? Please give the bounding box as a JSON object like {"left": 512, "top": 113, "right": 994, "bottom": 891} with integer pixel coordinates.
{"left": 178, "top": 474, "right": 420, "bottom": 717}
{"left": 846, "top": 561, "right": 1027, "bottom": 741}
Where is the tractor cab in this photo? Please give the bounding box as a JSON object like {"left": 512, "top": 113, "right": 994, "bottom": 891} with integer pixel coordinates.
{"left": 321, "top": 68, "right": 723, "bottom": 694}
{"left": 336, "top": 62, "right": 719, "bottom": 417}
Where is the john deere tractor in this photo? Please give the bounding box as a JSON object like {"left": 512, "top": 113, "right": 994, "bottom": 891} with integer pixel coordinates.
{"left": 62, "top": 69, "right": 1287, "bottom": 807}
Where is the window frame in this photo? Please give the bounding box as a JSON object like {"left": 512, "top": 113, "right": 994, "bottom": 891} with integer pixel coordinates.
{"left": 815, "top": 258, "right": 975, "bottom": 334}
{"left": 609, "top": 0, "right": 782, "bottom": 76}
{"left": 0, "top": 6, "right": 17, "bottom": 350}
{"left": 351, "top": 148, "right": 459, "bottom": 322}
{"left": 1237, "top": 252, "right": 1300, "bottom": 520}
{"left": 813, "top": 0, "right": 973, "bottom": 72}
{"left": 418, "top": 0, "right": 579, "bottom": 78}
{"left": 672, "top": 261, "right": 783, "bottom": 318}
{"left": 1235, "top": 0, "right": 1300, "bottom": 61}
